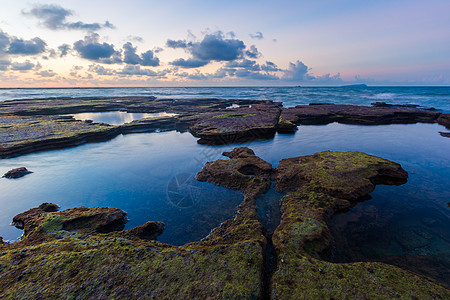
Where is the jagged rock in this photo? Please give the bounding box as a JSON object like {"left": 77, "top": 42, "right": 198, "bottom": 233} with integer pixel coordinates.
{"left": 2, "top": 167, "right": 33, "bottom": 179}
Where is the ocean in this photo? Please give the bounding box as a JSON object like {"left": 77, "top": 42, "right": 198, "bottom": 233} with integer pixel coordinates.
{"left": 1, "top": 86, "right": 450, "bottom": 112}
{"left": 0, "top": 86, "right": 449, "bottom": 285}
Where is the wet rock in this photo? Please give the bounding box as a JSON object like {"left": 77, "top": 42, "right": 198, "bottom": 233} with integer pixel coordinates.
{"left": 437, "top": 113, "right": 450, "bottom": 129}
{"left": 273, "top": 150, "right": 408, "bottom": 200}
{"left": 280, "top": 103, "right": 440, "bottom": 126}
{"left": 2, "top": 167, "right": 33, "bottom": 179}
{"left": 189, "top": 101, "right": 281, "bottom": 145}
{"left": 125, "top": 221, "right": 165, "bottom": 240}
{"left": 196, "top": 147, "right": 273, "bottom": 198}
{"left": 11, "top": 203, "right": 60, "bottom": 232}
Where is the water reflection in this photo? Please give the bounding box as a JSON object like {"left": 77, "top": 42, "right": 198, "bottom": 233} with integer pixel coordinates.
{"left": 69, "top": 111, "right": 177, "bottom": 125}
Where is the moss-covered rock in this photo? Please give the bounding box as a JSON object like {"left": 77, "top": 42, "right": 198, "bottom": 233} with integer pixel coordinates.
{"left": 196, "top": 147, "right": 273, "bottom": 199}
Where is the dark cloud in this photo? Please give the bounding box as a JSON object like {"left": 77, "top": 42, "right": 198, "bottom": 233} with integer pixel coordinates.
{"left": 11, "top": 60, "right": 35, "bottom": 71}
{"left": 140, "top": 50, "right": 159, "bottom": 66}
{"left": 166, "top": 39, "right": 188, "bottom": 48}
{"left": 8, "top": 37, "right": 46, "bottom": 55}
{"left": 249, "top": 32, "right": 264, "bottom": 40}
{"left": 245, "top": 45, "right": 261, "bottom": 59}
{"left": 25, "top": 4, "right": 114, "bottom": 31}
{"left": 225, "top": 59, "right": 260, "bottom": 71}
{"left": 0, "top": 31, "right": 10, "bottom": 53}
{"left": 123, "top": 42, "right": 160, "bottom": 66}
{"left": 191, "top": 32, "right": 245, "bottom": 61}
{"left": 36, "top": 70, "right": 57, "bottom": 77}
{"left": 58, "top": 44, "right": 70, "bottom": 57}
{"left": 123, "top": 42, "right": 141, "bottom": 65}
{"left": 261, "top": 61, "right": 281, "bottom": 72}
{"left": 73, "top": 34, "right": 118, "bottom": 61}
{"left": 153, "top": 47, "right": 163, "bottom": 53}
{"left": 170, "top": 58, "right": 208, "bottom": 68}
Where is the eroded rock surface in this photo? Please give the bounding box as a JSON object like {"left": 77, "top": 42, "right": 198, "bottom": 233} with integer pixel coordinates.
{"left": 196, "top": 147, "right": 272, "bottom": 198}
{"left": 2, "top": 167, "right": 33, "bottom": 179}
{"left": 189, "top": 101, "right": 281, "bottom": 144}
{"left": 279, "top": 103, "right": 441, "bottom": 132}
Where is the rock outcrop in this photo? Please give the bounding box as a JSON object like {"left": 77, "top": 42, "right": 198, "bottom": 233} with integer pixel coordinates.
{"left": 2, "top": 167, "right": 33, "bottom": 178}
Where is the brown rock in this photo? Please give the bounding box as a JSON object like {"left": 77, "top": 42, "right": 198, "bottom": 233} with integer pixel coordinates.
{"left": 437, "top": 113, "right": 450, "bottom": 129}
{"left": 2, "top": 167, "right": 33, "bottom": 179}
{"left": 196, "top": 147, "right": 273, "bottom": 199}
{"left": 125, "top": 221, "right": 165, "bottom": 240}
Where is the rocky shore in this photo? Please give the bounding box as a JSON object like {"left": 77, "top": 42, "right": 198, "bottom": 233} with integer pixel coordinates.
{"left": 1, "top": 97, "right": 449, "bottom": 158}
{"left": 1, "top": 148, "right": 448, "bottom": 298}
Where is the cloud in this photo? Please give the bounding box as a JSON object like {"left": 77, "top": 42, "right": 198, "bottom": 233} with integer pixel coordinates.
{"left": 245, "top": 45, "right": 261, "bottom": 59}
{"left": 118, "top": 65, "right": 159, "bottom": 77}
{"left": 235, "top": 69, "right": 278, "bottom": 80}
{"left": 36, "top": 70, "right": 57, "bottom": 77}
{"left": 88, "top": 64, "right": 114, "bottom": 75}
{"left": 140, "top": 50, "right": 159, "bottom": 67}
{"left": 58, "top": 44, "right": 70, "bottom": 57}
{"left": 0, "top": 59, "right": 11, "bottom": 70}
{"left": 25, "top": 4, "right": 114, "bottom": 31}
{"left": 283, "top": 60, "right": 341, "bottom": 83}
{"left": 127, "top": 35, "right": 144, "bottom": 43}
{"left": 225, "top": 59, "right": 261, "bottom": 71}
{"left": 249, "top": 32, "right": 264, "bottom": 40}
{"left": 283, "top": 60, "right": 314, "bottom": 81}
{"left": 170, "top": 58, "right": 208, "bottom": 68}
{"left": 11, "top": 60, "right": 35, "bottom": 71}
{"left": 261, "top": 61, "right": 281, "bottom": 72}
{"left": 7, "top": 37, "right": 46, "bottom": 55}
{"left": 0, "top": 31, "right": 9, "bottom": 53}
{"left": 191, "top": 32, "right": 245, "bottom": 61}
{"left": 166, "top": 39, "right": 188, "bottom": 48}
{"left": 73, "top": 33, "right": 118, "bottom": 62}
{"left": 167, "top": 31, "right": 250, "bottom": 69}
{"left": 123, "top": 42, "right": 160, "bottom": 66}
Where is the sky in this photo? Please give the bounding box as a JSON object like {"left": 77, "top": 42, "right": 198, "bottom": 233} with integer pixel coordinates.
{"left": 0, "top": 0, "right": 449, "bottom": 87}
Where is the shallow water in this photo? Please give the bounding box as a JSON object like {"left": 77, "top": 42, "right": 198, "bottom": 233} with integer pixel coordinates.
{"left": 68, "top": 111, "right": 177, "bottom": 125}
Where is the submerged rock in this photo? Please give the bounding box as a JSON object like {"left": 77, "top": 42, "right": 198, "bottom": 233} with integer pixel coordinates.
{"left": 2, "top": 167, "right": 33, "bottom": 179}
